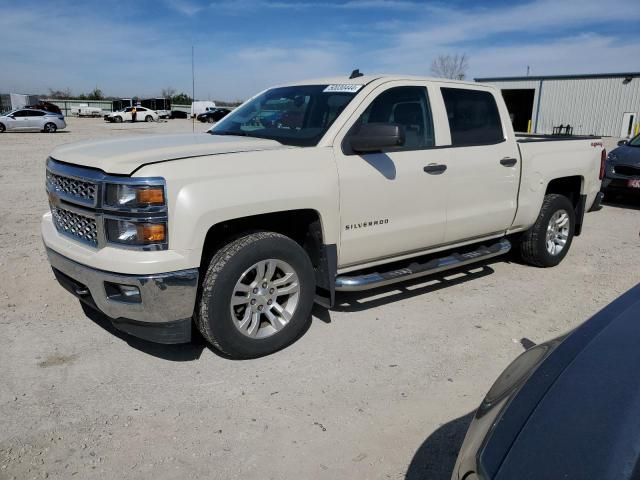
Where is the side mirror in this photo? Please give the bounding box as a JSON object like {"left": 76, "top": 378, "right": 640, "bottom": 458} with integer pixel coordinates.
{"left": 349, "top": 123, "right": 405, "bottom": 153}
{"left": 617, "top": 139, "right": 628, "bottom": 146}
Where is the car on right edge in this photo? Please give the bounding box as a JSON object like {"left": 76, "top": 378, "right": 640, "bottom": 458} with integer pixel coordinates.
{"left": 452, "top": 283, "right": 640, "bottom": 480}
{"left": 602, "top": 134, "right": 640, "bottom": 197}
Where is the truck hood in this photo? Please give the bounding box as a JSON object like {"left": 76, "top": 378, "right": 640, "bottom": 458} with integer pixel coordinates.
{"left": 49, "top": 133, "right": 289, "bottom": 175}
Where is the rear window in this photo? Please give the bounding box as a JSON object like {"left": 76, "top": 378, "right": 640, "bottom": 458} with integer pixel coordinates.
{"left": 441, "top": 88, "right": 504, "bottom": 146}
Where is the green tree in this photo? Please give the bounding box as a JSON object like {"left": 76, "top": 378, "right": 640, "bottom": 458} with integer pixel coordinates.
{"left": 48, "top": 88, "right": 72, "bottom": 99}
{"left": 87, "top": 87, "right": 104, "bottom": 100}
{"left": 172, "top": 92, "right": 192, "bottom": 105}
{"left": 162, "top": 87, "right": 177, "bottom": 99}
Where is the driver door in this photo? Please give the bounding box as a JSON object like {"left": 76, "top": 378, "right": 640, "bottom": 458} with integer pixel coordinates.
{"left": 333, "top": 82, "right": 449, "bottom": 268}
{"left": 9, "top": 110, "right": 31, "bottom": 130}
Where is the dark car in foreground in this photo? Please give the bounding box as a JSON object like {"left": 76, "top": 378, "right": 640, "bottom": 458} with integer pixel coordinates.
{"left": 453, "top": 283, "right": 640, "bottom": 480}
{"left": 196, "top": 107, "right": 231, "bottom": 123}
{"left": 602, "top": 135, "right": 640, "bottom": 197}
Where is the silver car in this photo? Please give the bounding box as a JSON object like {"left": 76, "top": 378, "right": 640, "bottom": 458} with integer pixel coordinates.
{"left": 0, "top": 109, "right": 66, "bottom": 133}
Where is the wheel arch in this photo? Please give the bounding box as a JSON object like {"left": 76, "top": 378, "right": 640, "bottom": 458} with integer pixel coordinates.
{"left": 200, "top": 209, "right": 337, "bottom": 306}
{"left": 544, "top": 175, "right": 586, "bottom": 236}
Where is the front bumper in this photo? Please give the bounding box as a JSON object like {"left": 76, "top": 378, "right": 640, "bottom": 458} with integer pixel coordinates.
{"left": 602, "top": 176, "right": 640, "bottom": 194}
{"left": 46, "top": 247, "right": 199, "bottom": 344}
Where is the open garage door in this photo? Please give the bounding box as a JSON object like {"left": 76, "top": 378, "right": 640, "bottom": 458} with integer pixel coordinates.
{"left": 501, "top": 89, "right": 535, "bottom": 133}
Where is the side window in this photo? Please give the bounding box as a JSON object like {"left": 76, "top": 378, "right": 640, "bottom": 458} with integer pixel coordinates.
{"left": 353, "top": 86, "right": 434, "bottom": 150}
{"left": 13, "top": 110, "right": 28, "bottom": 117}
{"left": 27, "top": 110, "right": 45, "bottom": 116}
{"left": 441, "top": 88, "right": 504, "bottom": 146}
{"left": 125, "top": 107, "right": 133, "bottom": 112}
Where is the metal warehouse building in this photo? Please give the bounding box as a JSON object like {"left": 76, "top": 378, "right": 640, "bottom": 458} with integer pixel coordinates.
{"left": 475, "top": 72, "right": 640, "bottom": 138}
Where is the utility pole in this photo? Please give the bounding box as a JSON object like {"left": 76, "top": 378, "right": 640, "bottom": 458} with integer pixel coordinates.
{"left": 526, "top": 65, "right": 530, "bottom": 76}
{"left": 192, "top": 45, "right": 195, "bottom": 132}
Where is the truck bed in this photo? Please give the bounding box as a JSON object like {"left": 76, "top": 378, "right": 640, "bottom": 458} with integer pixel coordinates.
{"left": 516, "top": 133, "right": 601, "bottom": 143}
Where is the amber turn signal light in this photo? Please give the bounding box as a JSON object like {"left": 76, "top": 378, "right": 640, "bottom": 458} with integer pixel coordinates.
{"left": 138, "top": 224, "right": 166, "bottom": 242}
{"left": 136, "top": 187, "right": 165, "bottom": 205}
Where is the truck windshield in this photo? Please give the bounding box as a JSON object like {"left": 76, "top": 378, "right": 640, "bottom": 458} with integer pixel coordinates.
{"left": 209, "top": 85, "right": 360, "bottom": 146}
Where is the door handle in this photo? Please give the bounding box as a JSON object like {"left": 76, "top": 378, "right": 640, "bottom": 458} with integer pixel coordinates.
{"left": 500, "top": 157, "right": 518, "bottom": 167}
{"left": 423, "top": 163, "right": 447, "bottom": 174}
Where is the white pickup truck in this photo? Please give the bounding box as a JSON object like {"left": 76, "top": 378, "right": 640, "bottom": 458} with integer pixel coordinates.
{"left": 42, "top": 75, "right": 606, "bottom": 358}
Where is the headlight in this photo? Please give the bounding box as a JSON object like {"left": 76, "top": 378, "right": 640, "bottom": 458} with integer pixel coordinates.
{"left": 104, "top": 183, "right": 165, "bottom": 209}
{"left": 607, "top": 152, "right": 617, "bottom": 162}
{"left": 105, "top": 219, "right": 167, "bottom": 247}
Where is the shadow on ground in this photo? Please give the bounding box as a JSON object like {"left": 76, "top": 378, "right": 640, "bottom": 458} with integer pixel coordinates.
{"left": 602, "top": 194, "right": 640, "bottom": 211}
{"left": 81, "top": 304, "right": 207, "bottom": 362}
{"left": 80, "top": 254, "right": 509, "bottom": 360}
{"left": 333, "top": 262, "right": 499, "bottom": 313}
{"left": 405, "top": 411, "right": 475, "bottom": 480}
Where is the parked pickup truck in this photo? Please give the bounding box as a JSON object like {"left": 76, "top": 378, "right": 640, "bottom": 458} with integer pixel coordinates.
{"left": 42, "top": 75, "right": 606, "bottom": 358}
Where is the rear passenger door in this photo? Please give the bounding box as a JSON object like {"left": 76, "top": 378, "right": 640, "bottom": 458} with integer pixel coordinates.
{"left": 439, "top": 86, "right": 520, "bottom": 243}
{"left": 26, "top": 110, "right": 45, "bottom": 129}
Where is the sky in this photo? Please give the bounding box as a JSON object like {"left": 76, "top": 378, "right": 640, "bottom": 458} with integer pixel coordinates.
{"left": 1, "top": 0, "right": 639, "bottom": 100}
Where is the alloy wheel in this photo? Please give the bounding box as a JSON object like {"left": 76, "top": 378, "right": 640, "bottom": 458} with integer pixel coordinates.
{"left": 546, "top": 209, "right": 570, "bottom": 255}
{"left": 229, "top": 259, "right": 300, "bottom": 339}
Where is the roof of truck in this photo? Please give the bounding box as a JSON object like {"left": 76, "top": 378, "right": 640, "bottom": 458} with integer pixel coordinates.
{"left": 279, "top": 74, "right": 485, "bottom": 88}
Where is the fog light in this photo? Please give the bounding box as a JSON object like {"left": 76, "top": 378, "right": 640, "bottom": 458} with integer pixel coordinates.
{"left": 105, "top": 282, "right": 141, "bottom": 303}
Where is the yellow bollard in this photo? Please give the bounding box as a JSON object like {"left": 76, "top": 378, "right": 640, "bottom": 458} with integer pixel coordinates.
{"left": 527, "top": 119, "right": 532, "bottom": 133}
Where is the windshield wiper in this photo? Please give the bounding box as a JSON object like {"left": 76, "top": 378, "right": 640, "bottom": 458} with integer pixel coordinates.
{"left": 209, "top": 131, "right": 251, "bottom": 137}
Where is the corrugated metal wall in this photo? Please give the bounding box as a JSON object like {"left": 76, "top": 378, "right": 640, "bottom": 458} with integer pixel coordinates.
{"left": 481, "top": 76, "right": 640, "bottom": 137}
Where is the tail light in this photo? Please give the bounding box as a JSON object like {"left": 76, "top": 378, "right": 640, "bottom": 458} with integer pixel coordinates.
{"left": 599, "top": 149, "right": 606, "bottom": 180}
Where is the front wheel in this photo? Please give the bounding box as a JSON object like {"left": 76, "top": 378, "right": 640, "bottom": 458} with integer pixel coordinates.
{"left": 196, "top": 232, "right": 316, "bottom": 359}
{"left": 519, "top": 194, "right": 575, "bottom": 267}
{"left": 43, "top": 122, "right": 57, "bottom": 133}
{"left": 0, "top": 123, "right": 5, "bottom": 133}
{"left": 207, "top": 117, "right": 215, "bottom": 123}
{"left": 114, "top": 116, "right": 122, "bottom": 123}
{"left": 145, "top": 115, "right": 153, "bottom": 122}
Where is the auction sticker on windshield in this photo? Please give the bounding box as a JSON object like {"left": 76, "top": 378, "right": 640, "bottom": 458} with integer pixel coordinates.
{"left": 323, "top": 84, "right": 363, "bottom": 93}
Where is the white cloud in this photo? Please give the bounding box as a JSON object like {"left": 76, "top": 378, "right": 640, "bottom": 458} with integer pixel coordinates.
{"left": 165, "top": 0, "right": 206, "bottom": 16}
{"left": 0, "top": 0, "right": 638, "bottom": 99}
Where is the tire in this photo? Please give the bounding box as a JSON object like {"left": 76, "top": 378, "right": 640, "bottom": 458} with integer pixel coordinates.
{"left": 0, "top": 123, "right": 5, "bottom": 133}
{"left": 145, "top": 115, "right": 153, "bottom": 122}
{"left": 196, "top": 232, "right": 316, "bottom": 359}
{"left": 43, "top": 122, "right": 57, "bottom": 133}
{"left": 207, "top": 117, "right": 215, "bottom": 123}
{"left": 114, "top": 116, "right": 123, "bottom": 123}
{"left": 519, "top": 194, "right": 575, "bottom": 267}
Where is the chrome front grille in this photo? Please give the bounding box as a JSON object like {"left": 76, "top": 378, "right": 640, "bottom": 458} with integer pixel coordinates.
{"left": 46, "top": 158, "right": 168, "bottom": 250}
{"left": 51, "top": 206, "right": 99, "bottom": 246}
{"left": 46, "top": 170, "right": 98, "bottom": 205}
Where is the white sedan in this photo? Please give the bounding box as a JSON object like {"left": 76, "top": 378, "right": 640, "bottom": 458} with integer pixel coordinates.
{"left": 106, "top": 106, "right": 159, "bottom": 123}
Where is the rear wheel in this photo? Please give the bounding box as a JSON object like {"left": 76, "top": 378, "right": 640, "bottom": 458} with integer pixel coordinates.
{"left": 207, "top": 117, "right": 215, "bottom": 123}
{"left": 43, "top": 122, "right": 57, "bottom": 133}
{"left": 519, "top": 194, "right": 575, "bottom": 267}
{"left": 196, "top": 232, "right": 315, "bottom": 359}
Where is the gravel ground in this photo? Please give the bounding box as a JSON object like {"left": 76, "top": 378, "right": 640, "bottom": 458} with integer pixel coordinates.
{"left": 0, "top": 118, "right": 638, "bottom": 480}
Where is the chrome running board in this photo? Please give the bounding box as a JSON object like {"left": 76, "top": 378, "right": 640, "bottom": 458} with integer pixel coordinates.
{"left": 335, "top": 238, "right": 511, "bottom": 292}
